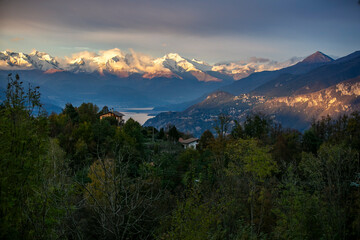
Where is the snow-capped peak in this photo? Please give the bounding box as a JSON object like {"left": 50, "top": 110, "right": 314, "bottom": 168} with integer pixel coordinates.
{"left": 29, "top": 50, "right": 56, "bottom": 63}
{"left": 70, "top": 57, "right": 85, "bottom": 65}
{"left": 155, "top": 53, "right": 203, "bottom": 72}
{"left": 30, "top": 49, "right": 40, "bottom": 56}
{"left": 0, "top": 50, "right": 34, "bottom": 70}
{"left": 26, "top": 50, "right": 60, "bottom": 71}
{"left": 164, "top": 53, "right": 185, "bottom": 62}
{"left": 1, "top": 50, "right": 13, "bottom": 56}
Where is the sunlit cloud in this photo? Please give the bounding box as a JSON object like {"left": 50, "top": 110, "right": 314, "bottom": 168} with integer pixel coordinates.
{"left": 11, "top": 37, "right": 24, "bottom": 42}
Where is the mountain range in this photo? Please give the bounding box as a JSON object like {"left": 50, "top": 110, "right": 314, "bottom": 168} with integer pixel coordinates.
{"left": 0, "top": 49, "right": 301, "bottom": 110}
{"left": 144, "top": 50, "right": 360, "bottom": 136}
{"left": 0, "top": 49, "right": 299, "bottom": 81}
{"left": 3, "top": 48, "right": 359, "bottom": 136}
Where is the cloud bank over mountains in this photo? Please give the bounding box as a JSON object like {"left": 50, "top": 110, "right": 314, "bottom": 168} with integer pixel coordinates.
{"left": 0, "top": 48, "right": 302, "bottom": 81}
{"left": 1, "top": 0, "right": 358, "bottom": 62}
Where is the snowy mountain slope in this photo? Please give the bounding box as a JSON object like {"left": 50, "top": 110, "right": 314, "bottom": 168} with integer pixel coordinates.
{"left": 0, "top": 50, "right": 60, "bottom": 71}
{"left": 154, "top": 53, "right": 212, "bottom": 72}
{"left": 212, "top": 56, "right": 302, "bottom": 80}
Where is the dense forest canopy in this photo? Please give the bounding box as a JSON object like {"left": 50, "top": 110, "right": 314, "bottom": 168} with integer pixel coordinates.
{"left": 1, "top": 74, "right": 360, "bottom": 239}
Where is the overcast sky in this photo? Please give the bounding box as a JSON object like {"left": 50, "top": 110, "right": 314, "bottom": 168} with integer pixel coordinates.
{"left": 0, "top": 0, "right": 359, "bottom": 63}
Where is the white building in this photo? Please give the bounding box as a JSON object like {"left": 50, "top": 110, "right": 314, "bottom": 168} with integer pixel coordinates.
{"left": 179, "top": 138, "right": 199, "bottom": 149}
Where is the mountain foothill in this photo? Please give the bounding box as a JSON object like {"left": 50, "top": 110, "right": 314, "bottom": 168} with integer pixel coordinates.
{"left": 145, "top": 50, "right": 360, "bottom": 136}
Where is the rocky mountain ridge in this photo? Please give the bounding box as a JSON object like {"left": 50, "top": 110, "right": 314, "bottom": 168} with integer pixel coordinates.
{"left": 220, "top": 51, "right": 335, "bottom": 96}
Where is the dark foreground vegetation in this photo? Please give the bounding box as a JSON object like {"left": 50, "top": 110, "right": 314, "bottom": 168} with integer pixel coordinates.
{"left": 1, "top": 74, "right": 360, "bottom": 239}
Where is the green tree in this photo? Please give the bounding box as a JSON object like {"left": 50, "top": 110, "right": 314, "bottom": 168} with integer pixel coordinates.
{"left": 302, "top": 129, "right": 322, "bottom": 154}
{"left": 272, "top": 129, "right": 302, "bottom": 172}
{"left": 0, "top": 74, "right": 71, "bottom": 239}
{"left": 158, "top": 127, "right": 165, "bottom": 140}
{"left": 299, "top": 143, "right": 359, "bottom": 239}
{"left": 161, "top": 189, "right": 220, "bottom": 240}
{"left": 168, "top": 125, "right": 180, "bottom": 142}
{"left": 77, "top": 102, "right": 99, "bottom": 123}
{"left": 230, "top": 119, "right": 244, "bottom": 140}
{"left": 226, "top": 139, "right": 277, "bottom": 237}
{"left": 63, "top": 103, "right": 79, "bottom": 124}
{"left": 81, "top": 157, "right": 162, "bottom": 240}
{"left": 178, "top": 149, "right": 201, "bottom": 186}
{"left": 198, "top": 129, "right": 215, "bottom": 151}
{"left": 122, "top": 118, "right": 144, "bottom": 148}
{"left": 273, "top": 167, "right": 323, "bottom": 240}
{"left": 214, "top": 113, "right": 231, "bottom": 139}
{"left": 243, "top": 114, "right": 271, "bottom": 140}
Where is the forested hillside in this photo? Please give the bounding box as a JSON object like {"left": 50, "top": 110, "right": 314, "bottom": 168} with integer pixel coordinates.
{"left": 1, "top": 74, "right": 360, "bottom": 239}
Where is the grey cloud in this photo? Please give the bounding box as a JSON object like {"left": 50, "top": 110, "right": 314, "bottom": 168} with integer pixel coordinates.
{"left": 1, "top": 0, "right": 359, "bottom": 37}
{"left": 249, "top": 57, "right": 270, "bottom": 63}
{"left": 0, "top": 0, "right": 359, "bottom": 62}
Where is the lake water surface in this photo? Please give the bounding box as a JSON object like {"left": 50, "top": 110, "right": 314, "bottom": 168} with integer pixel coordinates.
{"left": 116, "top": 107, "right": 163, "bottom": 125}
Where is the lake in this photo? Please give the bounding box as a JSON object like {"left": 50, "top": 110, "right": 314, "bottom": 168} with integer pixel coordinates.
{"left": 116, "top": 107, "right": 163, "bottom": 125}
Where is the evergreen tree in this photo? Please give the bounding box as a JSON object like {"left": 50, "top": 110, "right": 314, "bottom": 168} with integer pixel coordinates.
{"left": 168, "top": 125, "right": 180, "bottom": 142}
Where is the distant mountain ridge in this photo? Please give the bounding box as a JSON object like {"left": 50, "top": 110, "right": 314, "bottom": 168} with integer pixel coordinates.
{"left": 300, "top": 51, "right": 333, "bottom": 64}
{"left": 252, "top": 51, "right": 360, "bottom": 97}
{"left": 220, "top": 51, "right": 334, "bottom": 96}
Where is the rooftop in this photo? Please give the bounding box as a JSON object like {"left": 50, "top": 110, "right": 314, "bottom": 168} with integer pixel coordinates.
{"left": 179, "top": 138, "right": 199, "bottom": 144}
{"left": 100, "top": 111, "right": 125, "bottom": 117}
